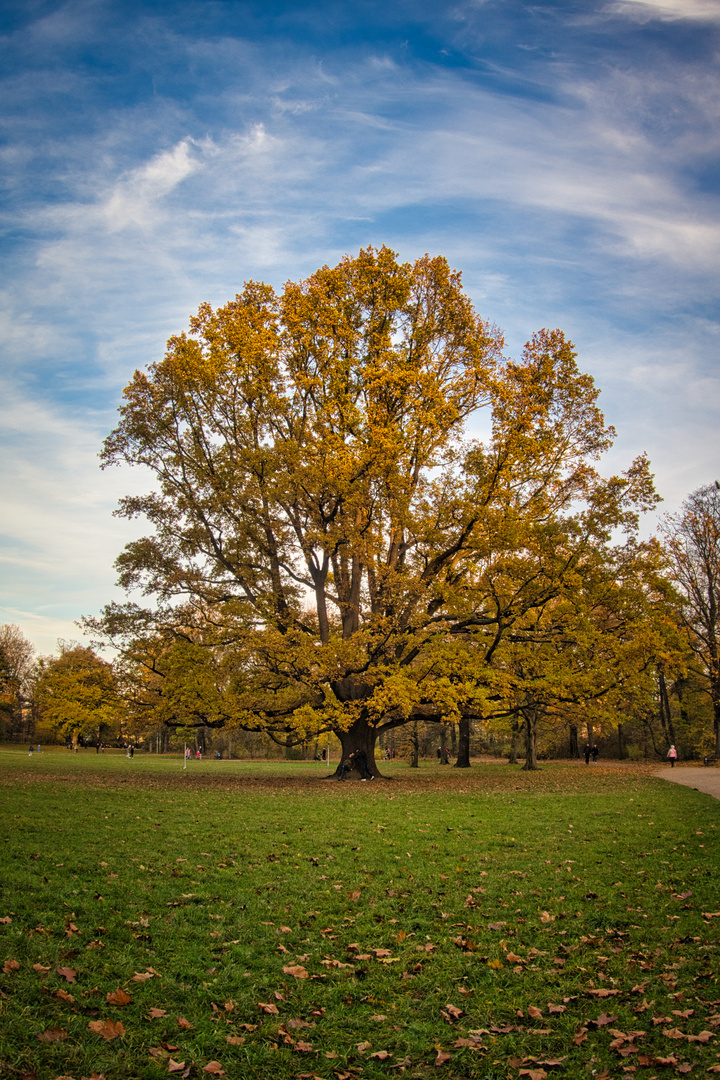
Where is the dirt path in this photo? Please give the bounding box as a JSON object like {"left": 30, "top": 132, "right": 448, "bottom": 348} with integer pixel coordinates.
{"left": 654, "top": 764, "right": 720, "bottom": 802}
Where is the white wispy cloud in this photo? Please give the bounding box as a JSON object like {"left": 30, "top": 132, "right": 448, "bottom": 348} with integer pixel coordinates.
{"left": 608, "top": 0, "right": 720, "bottom": 22}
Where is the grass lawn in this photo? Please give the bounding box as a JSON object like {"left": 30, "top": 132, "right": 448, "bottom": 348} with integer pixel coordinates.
{"left": 0, "top": 747, "right": 718, "bottom": 1080}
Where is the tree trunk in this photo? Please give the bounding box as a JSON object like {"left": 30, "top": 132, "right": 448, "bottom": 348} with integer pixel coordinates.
{"left": 658, "top": 670, "right": 678, "bottom": 748}
{"left": 569, "top": 724, "right": 579, "bottom": 758}
{"left": 450, "top": 722, "right": 457, "bottom": 756}
{"left": 454, "top": 715, "right": 471, "bottom": 768}
{"left": 508, "top": 716, "right": 519, "bottom": 764}
{"left": 409, "top": 722, "right": 419, "bottom": 769}
{"left": 333, "top": 717, "right": 382, "bottom": 777}
{"left": 521, "top": 709, "right": 539, "bottom": 771}
{"left": 440, "top": 723, "right": 449, "bottom": 763}
{"left": 617, "top": 721, "right": 625, "bottom": 760}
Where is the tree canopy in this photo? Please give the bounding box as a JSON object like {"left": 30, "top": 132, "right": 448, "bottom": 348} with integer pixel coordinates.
{"left": 89, "top": 247, "right": 667, "bottom": 771}
{"left": 35, "top": 644, "right": 121, "bottom": 746}
{"left": 663, "top": 482, "right": 720, "bottom": 756}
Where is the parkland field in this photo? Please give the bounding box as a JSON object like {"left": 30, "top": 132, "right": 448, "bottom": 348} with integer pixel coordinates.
{"left": 0, "top": 749, "right": 718, "bottom": 1080}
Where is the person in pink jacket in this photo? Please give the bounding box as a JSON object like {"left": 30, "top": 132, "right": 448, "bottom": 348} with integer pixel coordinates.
{"left": 667, "top": 744, "right": 678, "bottom": 767}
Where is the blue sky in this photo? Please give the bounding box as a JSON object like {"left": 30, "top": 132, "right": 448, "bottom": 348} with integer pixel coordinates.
{"left": 1, "top": 0, "right": 719, "bottom": 655}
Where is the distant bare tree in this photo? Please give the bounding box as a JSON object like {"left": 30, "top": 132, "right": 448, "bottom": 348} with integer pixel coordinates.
{"left": 664, "top": 484, "right": 720, "bottom": 756}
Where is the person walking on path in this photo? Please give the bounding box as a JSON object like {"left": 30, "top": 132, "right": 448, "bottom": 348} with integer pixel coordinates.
{"left": 667, "top": 744, "right": 678, "bottom": 768}
{"left": 591, "top": 744, "right": 599, "bottom": 763}
{"left": 583, "top": 744, "right": 591, "bottom": 765}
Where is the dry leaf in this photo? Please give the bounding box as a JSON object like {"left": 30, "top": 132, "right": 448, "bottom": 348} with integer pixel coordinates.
{"left": 3, "top": 959, "right": 20, "bottom": 974}
{"left": 87, "top": 1019, "right": 125, "bottom": 1041}
{"left": 33, "top": 963, "right": 50, "bottom": 973}
{"left": 177, "top": 1016, "right": 193, "bottom": 1029}
{"left": 295, "top": 1041, "right": 313, "bottom": 1052}
{"left": 55, "top": 989, "right": 75, "bottom": 1004}
{"left": 435, "top": 1049, "right": 451, "bottom": 1065}
{"left": 37, "top": 1028, "right": 68, "bottom": 1042}
{"left": 225, "top": 1036, "right": 245, "bottom": 1045}
{"left": 370, "top": 1050, "right": 391, "bottom": 1060}
{"left": 202, "top": 1063, "right": 224, "bottom": 1075}
{"left": 0, "top": 917, "right": 11, "bottom": 924}
{"left": 519, "top": 1071, "right": 547, "bottom": 1080}
{"left": 168, "top": 1060, "right": 186, "bottom": 1073}
{"left": 258, "top": 1002, "right": 280, "bottom": 1015}
{"left": 283, "top": 964, "right": 309, "bottom": 979}
{"left": 528, "top": 1005, "right": 543, "bottom": 1019}
{"left": 356, "top": 1041, "right": 372, "bottom": 1053}
{"left": 149, "top": 1008, "right": 167, "bottom": 1018}
{"left": 106, "top": 988, "right": 132, "bottom": 1006}
{"left": 56, "top": 967, "right": 77, "bottom": 983}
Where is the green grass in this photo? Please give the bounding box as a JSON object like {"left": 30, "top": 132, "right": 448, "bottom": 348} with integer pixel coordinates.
{"left": 0, "top": 747, "right": 719, "bottom": 1080}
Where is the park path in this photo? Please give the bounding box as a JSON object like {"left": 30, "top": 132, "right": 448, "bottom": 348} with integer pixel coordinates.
{"left": 654, "top": 765, "right": 720, "bottom": 802}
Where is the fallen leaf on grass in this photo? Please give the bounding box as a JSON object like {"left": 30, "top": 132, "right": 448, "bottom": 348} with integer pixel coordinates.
{"left": 295, "top": 1041, "right": 313, "bottom": 1052}
{"left": 287, "top": 1018, "right": 316, "bottom": 1029}
{"left": 283, "top": 964, "right": 309, "bottom": 979}
{"left": 258, "top": 1002, "right": 279, "bottom": 1015}
{"left": 54, "top": 989, "right": 75, "bottom": 1004}
{"left": 547, "top": 1003, "right": 565, "bottom": 1014}
{"left": 435, "top": 1050, "right": 451, "bottom": 1065}
{"left": 57, "top": 967, "right": 77, "bottom": 983}
{"left": 370, "top": 1014, "right": 388, "bottom": 1022}
{"left": 32, "top": 963, "right": 50, "bottom": 973}
{"left": 3, "top": 959, "right": 20, "bottom": 974}
{"left": 519, "top": 1072, "right": 547, "bottom": 1080}
{"left": 586, "top": 988, "right": 619, "bottom": 997}
{"left": 225, "top": 1036, "right": 245, "bottom": 1045}
{"left": 202, "top": 1063, "right": 224, "bottom": 1075}
{"left": 106, "top": 988, "right": 132, "bottom": 1005}
{"left": 661, "top": 1027, "right": 686, "bottom": 1039}
{"left": 37, "top": 1028, "right": 68, "bottom": 1042}
{"left": 528, "top": 1006, "right": 543, "bottom": 1019}
{"left": 0, "top": 916, "right": 11, "bottom": 924}
{"left": 168, "top": 1060, "right": 186, "bottom": 1073}
{"left": 148, "top": 1008, "right": 167, "bottom": 1019}
{"left": 177, "top": 1017, "right": 193, "bottom": 1029}
{"left": 687, "top": 1030, "right": 714, "bottom": 1043}
{"left": 88, "top": 1019, "right": 125, "bottom": 1041}
{"left": 592, "top": 1013, "right": 618, "bottom": 1028}
{"left": 370, "top": 1050, "right": 391, "bottom": 1060}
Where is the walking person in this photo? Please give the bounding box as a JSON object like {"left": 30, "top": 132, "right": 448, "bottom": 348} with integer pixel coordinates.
{"left": 583, "top": 744, "right": 591, "bottom": 765}
{"left": 667, "top": 744, "right": 678, "bottom": 768}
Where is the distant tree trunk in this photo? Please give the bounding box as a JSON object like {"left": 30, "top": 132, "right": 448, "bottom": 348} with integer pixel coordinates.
{"left": 617, "top": 722, "right": 625, "bottom": 760}
{"left": 508, "top": 716, "right": 520, "bottom": 764}
{"left": 658, "top": 670, "right": 677, "bottom": 748}
{"left": 569, "top": 724, "right": 579, "bottom": 758}
{"left": 409, "top": 722, "right": 419, "bottom": 769}
{"left": 440, "top": 723, "right": 449, "bottom": 764}
{"left": 455, "top": 716, "right": 471, "bottom": 768}
{"left": 450, "top": 723, "right": 457, "bottom": 756}
{"left": 521, "top": 708, "right": 539, "bottom": 771}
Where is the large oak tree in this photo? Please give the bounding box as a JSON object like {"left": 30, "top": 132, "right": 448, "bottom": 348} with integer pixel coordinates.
{"left": 89, "top": 247, "right": 663, "bottom": 772}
